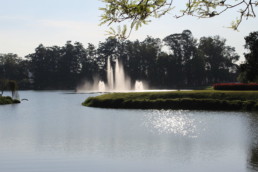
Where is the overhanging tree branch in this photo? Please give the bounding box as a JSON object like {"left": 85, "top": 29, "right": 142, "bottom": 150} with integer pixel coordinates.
{"left": 100, "top": 0, "right": 257, "bottom": 38}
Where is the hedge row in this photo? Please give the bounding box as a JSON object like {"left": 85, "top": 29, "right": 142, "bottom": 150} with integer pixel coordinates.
{"left": 213, "top": 83, "right": 258, "bottom": 90}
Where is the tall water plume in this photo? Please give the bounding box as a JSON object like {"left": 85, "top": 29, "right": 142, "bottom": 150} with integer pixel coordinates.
{"left": 76, "top": 56, "right": 147, "bottom": 92}
{"left": 114, "top": 58, "right": 131, "bottom": 91}
{"left": 107, "top": 57, "right": 114, "bottom": 90}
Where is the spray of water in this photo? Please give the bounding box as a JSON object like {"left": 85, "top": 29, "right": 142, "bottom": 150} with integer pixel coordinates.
{"left": 76, "top": 57, "right": 148, "bottom": 92}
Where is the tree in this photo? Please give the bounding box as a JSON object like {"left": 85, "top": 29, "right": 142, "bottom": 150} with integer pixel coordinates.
{"left": 59, "top": 41, "right": 84, "bottom": 89}
{"left": 0, "top": 79, "right": 7, "bottom": 96}
{"left": 163, "top": 30, "right": 198, "bottom": 87}
{"left": 1, "top": 31, "right": 241, "bottom": 90}
{"left": 140, "top": 36, "right": 162, "bottom": 85}
{"left": 0, "top": 54, "right": 28, "bottom": 93}
{"left": 119, "top": 39, "right": 143, "bottom": 82}
{"left": 26, "top": 44, "right": 61, "bottom": 89}
{"left": 100, "top": 0, "right": 257, "bottom": 38}
{"left": 198, "top": 36, "right": 239, "bottom": 83}
{"left": 0, "top": 79, "right": 18, "bottom": 98}
{"left": 8, "top": 80, "right": 18, "bottom": 98}
{"left": 155, "top": 51, "right": 171, "bottom": 87}
{"left": 80, "top": 43, "right": 99, "bottom": 83}
{"left": 238, "top": 31, "right": 258, "bottom": 83}
{"left": 118, "top": 37, "right": 162, "bottom": 86}
{"left": 0, "top": 53, "right": 24, "bottom": 81}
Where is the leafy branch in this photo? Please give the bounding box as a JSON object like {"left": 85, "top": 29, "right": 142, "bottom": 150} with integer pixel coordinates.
{"left": 100, "top": 0, "right": 257, "bottom": 38}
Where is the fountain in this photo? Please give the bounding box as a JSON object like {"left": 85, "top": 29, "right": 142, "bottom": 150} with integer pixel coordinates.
{"left": 98, "top": 81, "right": 106, "bottom": 92}
{"left": 110, "top": 58, "right": 131, "bottom": 91}
{"left": 107, "top": 57, "right": 114, "bottom": 90}
{"left": 135, "top": 80, "right": 144, "bottom": 91}
{"left": 76, "top": 57, "right": 147, "bottom": 92}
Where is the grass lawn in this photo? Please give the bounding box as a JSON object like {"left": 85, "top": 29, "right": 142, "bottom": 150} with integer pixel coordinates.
{"left": 83, "top": 90, "right": 258, "bottom": 111}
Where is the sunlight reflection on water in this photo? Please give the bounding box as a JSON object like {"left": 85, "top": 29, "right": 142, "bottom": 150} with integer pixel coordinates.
{"left": 144, "top": 110, "right": 203, "bottom": 137}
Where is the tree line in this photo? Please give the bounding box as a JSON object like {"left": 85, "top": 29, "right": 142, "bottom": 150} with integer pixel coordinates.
{"left": 0, "top": 30, "right": 257, "bottom": 90}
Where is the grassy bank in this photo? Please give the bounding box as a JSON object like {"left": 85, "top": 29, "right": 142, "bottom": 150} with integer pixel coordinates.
{"left": 82, "top": 90, "right": 258, "bottom": 111}
{"left": 0, "top": 96, "right": 20, "bottom": 105}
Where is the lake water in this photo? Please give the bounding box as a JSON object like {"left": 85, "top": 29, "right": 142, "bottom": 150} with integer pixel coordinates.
{"left": 0, "top": 91, "right": 258, "bottom": 172}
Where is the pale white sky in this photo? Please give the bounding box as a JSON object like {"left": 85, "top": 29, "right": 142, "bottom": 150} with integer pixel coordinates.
{"left": 0, "top": 0, "right": 257, "bottom": 62}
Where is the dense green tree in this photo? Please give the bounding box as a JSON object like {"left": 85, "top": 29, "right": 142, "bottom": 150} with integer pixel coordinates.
{"left": 59, "top": 41, "right": 84, "bottom": 89}
{"left": 0, "top": 53, "right": 29, "bottom": 91}
{"left": 198, "top": 36, "right": 239, "bottom": 84}
{"left": 118, "top": 37, "right": 162, "bottom": 86}
{"left": 155, "top": 52, "right": 171, "bottom": 88}
{"left": 80, "top": 43, "right": 99, "bottom": 83}
{"left": 0, "top": 54, "right": 24, "bottom": 81}
{"left": 0, "top": 79, "right": 7, "bottom": 96}
{"left": 1, "top": 30, "right": 241, "bottom": 90}
{"left": 163, "top": 30, "right": 198, "bottom": 87}
{"left": 0, "top": 79, "right": 18, "bottom": 97}
{"left": 26, "top": 44, "right": 47, "bottom": 89}
{"left": 188, "top": 53, "right": 206, "bottom": 86}
{"left": 26, "top": 44, "right": 61, "bottom": 89}
{"left": 239, "top": 31, "right": 258, "bottom": 83}
{"left": 26, "top": 42, "right": 87, "bottom": 89}
{"left": 141, "top": 37, "right": 162, "bottom": 85}
{"left": 119, "top": 39, "right": 142, "bottom": 82}
{"left": 7, "top": 80, "right": 18, "bottom": 98}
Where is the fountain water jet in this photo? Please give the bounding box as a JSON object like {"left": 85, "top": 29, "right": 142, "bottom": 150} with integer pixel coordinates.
{"left": 107, "top": 57, "right": 114, "bottom": 90}
{"left": 98, "top": 81, "right": 106, "bottom": 92}
{"left": 114, "top": 58, "right": 131, "bottom": 91}
{"left": 77, "top": 57, "right": 148, "bottom": 92}
{"left": 135, "top": 80, "right": 144, "bottom": 91}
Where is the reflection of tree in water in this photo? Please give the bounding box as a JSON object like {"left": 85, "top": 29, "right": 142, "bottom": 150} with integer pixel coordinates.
{"left": 247, "top": 112, "right": 258, "bottom": 171}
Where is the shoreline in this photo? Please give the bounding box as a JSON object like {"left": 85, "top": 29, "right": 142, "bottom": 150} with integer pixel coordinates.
{"left": 82, "top": 90, "right": 258, "bottom": 111}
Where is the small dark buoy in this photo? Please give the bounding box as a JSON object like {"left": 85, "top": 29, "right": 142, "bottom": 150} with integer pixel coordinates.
{"left": 21, "top": 98, "right": 28, "bottom": 101}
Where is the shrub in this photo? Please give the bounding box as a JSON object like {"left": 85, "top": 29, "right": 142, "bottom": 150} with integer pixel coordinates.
{"left": 0, "top": 96, "right": 14, "bottom": 104}
{"left": 213, "top": 83, "right": 258, "bottom": 90}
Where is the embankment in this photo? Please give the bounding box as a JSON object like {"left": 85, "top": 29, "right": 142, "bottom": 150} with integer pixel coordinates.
{"left": 83, "top": 91, "right": 258, "bottom": 111}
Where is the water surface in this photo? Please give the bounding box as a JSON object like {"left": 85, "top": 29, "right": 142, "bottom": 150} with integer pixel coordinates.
{"left": 0, "top": 91, "right": 257, "bottom": 172}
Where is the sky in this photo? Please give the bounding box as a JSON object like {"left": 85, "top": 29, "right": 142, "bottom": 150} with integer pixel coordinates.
{"left": 0, "top": 0, "right": 257, "bottom": 63}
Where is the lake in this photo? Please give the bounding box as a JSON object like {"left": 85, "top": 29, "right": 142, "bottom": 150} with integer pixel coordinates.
{"left": 0, "top": 91, "right": 258, "bottom": 172}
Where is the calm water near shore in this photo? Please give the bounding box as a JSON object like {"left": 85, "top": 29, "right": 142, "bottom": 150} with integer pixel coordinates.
{"left": 0, "top": 91, "right": 258, "bottom": 172}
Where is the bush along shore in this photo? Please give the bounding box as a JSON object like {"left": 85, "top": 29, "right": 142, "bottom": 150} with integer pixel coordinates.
{"left": 82, "top": 91, "right": 258, "bottom": 111}
{"left": 213, "top": 83, "right": 258, "bottom": 90}
{"left": 0, "top": 96, "right": 20, "bottom": 105}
